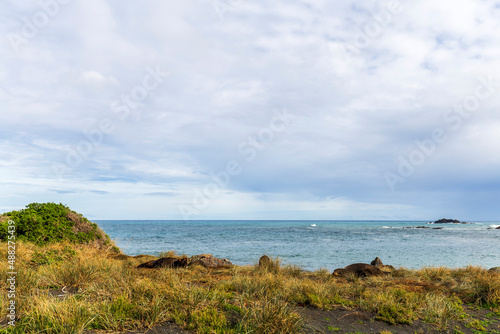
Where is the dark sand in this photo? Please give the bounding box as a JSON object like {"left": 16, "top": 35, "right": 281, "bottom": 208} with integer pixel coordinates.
{"left": 93, "top": 305, "right": 499, "bottom": 334}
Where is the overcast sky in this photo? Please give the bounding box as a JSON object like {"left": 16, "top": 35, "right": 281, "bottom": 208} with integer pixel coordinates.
{"left": 1, "top": 0, "right": 500, "bottom": 220}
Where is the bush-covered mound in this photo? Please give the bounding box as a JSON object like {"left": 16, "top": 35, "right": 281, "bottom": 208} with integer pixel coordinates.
{"left": 0, "top": 202, "right": 119, "bottom": 251}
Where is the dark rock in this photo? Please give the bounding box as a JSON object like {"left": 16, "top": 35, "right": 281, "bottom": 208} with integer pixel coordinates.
{"left": 402, "top": 226, "right": 443, "bottom": 229}
{"left": 497, "top": 226, "right": 500, "bottom": 230}
{"left": 333, "top": 263, "right": 385, "bottom": 277}
{"left": 371, "top": 257, "right": 383, "bottom": 266}
{"left": 488, "top": 267, "right": 500, "bottom": 273}
{"left": 258, "top": 255, "right": 271, "bottom": 267}
{"left": 137, "top": 257, "right": 188, "bottom": 269}
{"left": 189, "top": 254, "right": 232, "bottom": 268}
{"left": 430, "top": 218, "right": 469, "bottom": 224}
{"left": 370, "top": 257, "right": 395, "bottom": 272}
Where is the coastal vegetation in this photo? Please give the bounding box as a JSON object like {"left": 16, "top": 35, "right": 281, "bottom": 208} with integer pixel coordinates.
{"left": 0, "top": 204, "right": 499, "bottom": 333}
{"left": 0, "top": 203, "right": 116, "bottom": 251}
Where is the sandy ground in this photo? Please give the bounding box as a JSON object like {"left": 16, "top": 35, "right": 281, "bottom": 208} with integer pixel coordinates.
{"left": 95, "top": 305, "right": 499, "bottom": 334}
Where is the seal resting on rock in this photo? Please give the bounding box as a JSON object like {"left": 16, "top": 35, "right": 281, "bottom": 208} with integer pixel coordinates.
{"left": 137, "top": 257, "right": 188, "bottom": 269}
{"left": 333, "top": 263, "right": 385, "bottom": 277}
{"left": 189, "top": 254, "right": 232, "bottom": 268}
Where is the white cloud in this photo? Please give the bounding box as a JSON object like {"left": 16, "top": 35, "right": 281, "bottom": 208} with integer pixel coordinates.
{"left": 1, "top": 0, "right": 500, "bottom": 219}
{"left": 79, "top": 70, "right": 118, "bottom": 86}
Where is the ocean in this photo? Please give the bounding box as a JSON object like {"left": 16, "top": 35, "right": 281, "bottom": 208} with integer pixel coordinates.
{"left": 96, "top": 220, "right": 500, "bottom": 271}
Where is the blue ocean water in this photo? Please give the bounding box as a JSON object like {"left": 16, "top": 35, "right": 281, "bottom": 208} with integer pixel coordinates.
{"left": 96, "top": 220, "right": 500, "bottom": 271}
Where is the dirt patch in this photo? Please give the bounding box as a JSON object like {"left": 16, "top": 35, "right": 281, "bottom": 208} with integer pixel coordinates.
{"left": 88, "top": 306, "right": 499, "bottom": 334}
{"left": 298, "top": 306, "right": 500, "bottom": 334}
{"left": 66, "top": 211, "right": 117, "bottom": 251}
{"left": 299, "top": 307, "right": 438, "bottom": 333}
{"left": 86, "top": 322, "right": 193, "bottom": 334}
{"left": 126, "top": 322, "right": 193, "bottom": 334}
{"left": 68, "top": 211, "right": 94, "bottom": 234}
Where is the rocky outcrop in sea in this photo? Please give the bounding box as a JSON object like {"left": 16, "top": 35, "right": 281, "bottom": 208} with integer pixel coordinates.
{"left": 428, "top": 218, "right": 471, "bottom": 224}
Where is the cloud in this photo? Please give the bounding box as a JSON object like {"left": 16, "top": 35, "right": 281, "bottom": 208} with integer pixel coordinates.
{"left": 144, "top": 192, "right": 176, "bottom": 197}
{"left": 50, "top": 189, "right": 77, "bottom": 194}
{"left": 1, "top": 0, "right": 500, "bottom": 220}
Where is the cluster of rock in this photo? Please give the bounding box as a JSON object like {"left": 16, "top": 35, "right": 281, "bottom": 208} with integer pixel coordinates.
{"left": 135, "top": 253, "right": 500, "bottom": 279}
{"left": 333, "top": 257, "right": 395, "bottom": 277}
{"left": 137, "top": 253, "right": 233, "bottom": 269}
{"left": 403, "top": 226, "right": 443, "bottom": 230}
{"left": 428, "top": 218, "right": 500, "bottom": 231}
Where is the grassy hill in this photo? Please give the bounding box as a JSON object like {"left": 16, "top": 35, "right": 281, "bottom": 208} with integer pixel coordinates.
{"left": 0, "top": 202, "right": 118, "bottom": 252}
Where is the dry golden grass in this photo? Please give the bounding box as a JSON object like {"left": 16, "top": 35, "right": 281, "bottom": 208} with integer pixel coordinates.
{"left": 1, "top": 241, "right": 499, "bottom": 333}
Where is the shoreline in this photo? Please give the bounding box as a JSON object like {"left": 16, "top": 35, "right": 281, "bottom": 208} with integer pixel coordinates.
{"left": 99, "top": 219, "right": 500, "bottom": 272}
{"left": 116, "top": 250, "right": 500, "bottom": 273}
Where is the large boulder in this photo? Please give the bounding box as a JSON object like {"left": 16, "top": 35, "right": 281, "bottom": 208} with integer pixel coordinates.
{"left": 137, "top": 257, "right": 188, "bottom": 269}
{"left": 488, "top": 267, "right": 500, "bottom": 273}
{"left": 189, "top": 254, "right": 232, "bottom": 268}
{"left": 333, "top": 263, "right": 385, "bottom": 277}
{"left": 136, "top": 254, "right": 232, "bottom": 269}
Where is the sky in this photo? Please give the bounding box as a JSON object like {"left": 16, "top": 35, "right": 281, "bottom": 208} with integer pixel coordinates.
{"left": 1, "top": 0, "right": 500, "bottom": 220}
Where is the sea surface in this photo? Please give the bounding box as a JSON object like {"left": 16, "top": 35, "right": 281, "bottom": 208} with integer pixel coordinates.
{"left": 96, "top": 220, "right": 500, "bottom": 271}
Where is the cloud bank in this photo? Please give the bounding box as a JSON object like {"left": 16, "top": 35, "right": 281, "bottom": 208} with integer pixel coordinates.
{"left": 1, "top": 0, "right": 500, "bottom": 220}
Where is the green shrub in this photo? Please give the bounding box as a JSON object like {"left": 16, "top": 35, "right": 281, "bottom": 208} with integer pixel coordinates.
{"left": 0, "top": 203, "right": 116, "bottom": 251}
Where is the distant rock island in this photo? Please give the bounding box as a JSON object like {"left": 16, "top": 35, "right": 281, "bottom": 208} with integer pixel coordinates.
{"left": 428, "top": 218, "right": 470, "bottom": 224}
{"left": 403, "top": 226, "right": 443, "bottom": 230}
